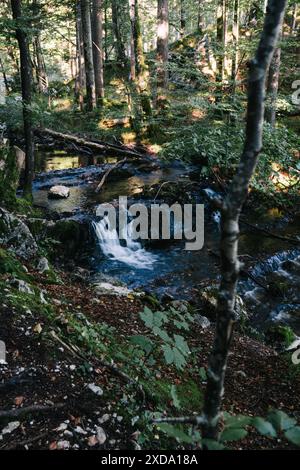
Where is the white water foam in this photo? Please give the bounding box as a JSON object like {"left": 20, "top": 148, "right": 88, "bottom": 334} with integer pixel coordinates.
{"left": 92, "top": 215, "right": 157, "bottom": 270}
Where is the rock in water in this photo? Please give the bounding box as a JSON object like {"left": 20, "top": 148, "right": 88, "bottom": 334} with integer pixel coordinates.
{"left": 48, "top": 185, "right": 70, "bottom": 199}
{"left": 0, "top": 208, "right": 38, "bottom": 260}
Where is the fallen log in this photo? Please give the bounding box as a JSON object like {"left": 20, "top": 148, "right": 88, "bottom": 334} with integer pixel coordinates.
{"left": 95, "top": 158, "right": 127, "bottom": 193}
{"left": 35, "top": 128, "right": 149, "bottom": 160}
{"left": 0, "top": 403, "right": 65, "bottom": 420}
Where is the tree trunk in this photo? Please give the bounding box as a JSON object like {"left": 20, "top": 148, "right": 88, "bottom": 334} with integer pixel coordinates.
{"left": 231, "top": 0, "right": 239, "bottom": 93}
{"left": 129, "top": 0, "right": 136, "bottom": 81}
{"left": 0, "top": 58, "right": 9, "bottom": 93}
{"left": 75, "top": 0, "right": 84, "bottom": 110}
{"left": 197, "top": 0, "right": 204, "bottom": 33}
{"left": 11, "top": 0, "right": 34, "bottom": 200}
{"left": 33, "top": 36, "right": 48, "bottom": 94}
{"left": 92, "top": 0, "right": 104, "bottom": 102}
{"left": 32, "top": 0, "right": 48, "bottom": 94}
{"left": 202, "top": 0, "right": 287, "bottom": 440}
{"left": 80, "top": 0, "right": 96, "bottom": 110}
{"left": 180, "top": 0, "right": 186, "bottom": 38}
{"left": 290, "top": 3, "right": 297, "bottom": 35}
{"left": 216, "top": 0, "right": 224, "bottom": 86}
{"left": 265, "top": 35, "right": 282, "bottom": 126}
{"left": 111, "top": 0, "right": 126, "bottom": 66}
{"left": 157, "top": 0, "right": 169, "bottom": 90}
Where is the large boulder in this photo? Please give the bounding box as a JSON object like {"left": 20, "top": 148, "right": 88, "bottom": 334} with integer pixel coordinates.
{"left": 0, "top": 208, "right": 38, "bottom": 260}
{"left": 48, "top": 185, "right": 70, "bottom": 199}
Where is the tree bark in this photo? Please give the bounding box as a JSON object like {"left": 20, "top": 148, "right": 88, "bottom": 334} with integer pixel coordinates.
{"left": 231, "top": 0, "right": 239, "bottom": 93}
{"left": 265, "top": 35, "right": 282, "bottom": 126}
{"left": 180, "top": 0, "right": 186, "bottom": 38}
{"left": 92, "top": 0, "right": 104, "bottom": 102}
{"left": 0, "top": 58, "right": 9, "bottom": 93}
{"left": 80, "top": 0, "right": 96, "bottom": 110}
{"left": 32, "top": 0, "right": 48, "bottom": 94}
{"left": 111, "top": 0, "right": 126, "bottom": 66}
{"left": 202, "top": 0, "right": 287, "bottom": 440}
{"left": 216, "top": 0, "right": 224, "bottom": 86}
{"left": 197, "top": 0, "right": 204, "bottom": 33}
{"left": 11, "top": 0, "right": 34, "bottom": 200}
{"left": 75, "top": 0, "right": 84, "bottom": 110}
{"left": 129, "top": 0, "right": 137, "bottom": 81}
{"left": 157, "top": 0, "right": 169, "bottom": 90}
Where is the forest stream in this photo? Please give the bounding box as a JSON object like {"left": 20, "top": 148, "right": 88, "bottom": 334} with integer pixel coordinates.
{"left": 32, "top": 150, "right": 300, "bottom": 336}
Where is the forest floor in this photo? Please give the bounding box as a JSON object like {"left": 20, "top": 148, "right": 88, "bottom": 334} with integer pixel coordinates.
{"left": 0, "top": 262, "right": 299, "bottom": 450}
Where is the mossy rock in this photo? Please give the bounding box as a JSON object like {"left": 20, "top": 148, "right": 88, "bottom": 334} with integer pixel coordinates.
{"left": 0, "top": 247, "right": 30, "bottom": 281}
{"left": 47, "top": 218, "right": 90, "bottom": 255}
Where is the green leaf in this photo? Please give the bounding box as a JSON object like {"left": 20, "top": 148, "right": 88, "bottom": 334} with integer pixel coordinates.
{"left": 267, "top": 410, "right": 297, "bottom": 432}
{"left": 152, "top": 326, "right": 171, "bottom": 342}
{"left": 170, "top": 385, "right": 181, "bottom": 410}
{"left": 174, "top": 334, "right": 190, "bottom": 355}
{"left": 162, "top": 344, "right": 174, "bottom": 365}
{"left": 130, "top": 335, "right": 153, "bottom": 355}
{"left": 199, "top": 367, "right": 207, "bottom": 382}
{"left": 252, "top": 417, "right": 277, "bottom": 438}
{"left": 284, "top": 426, "right": 300, "bottom": 446}
{"left": 220, "top": 428, "right": 248, "bottom": 442}
{"left": 157, "top": 424, "right": 194, "bottom": 443}
{"left": 173, "top": 347, "right": 186, "bottom": 370}
{"left": 223, "top": 413, "right": 252, "bottom": 429}
{"left": 202, "top": 439, "right": 225, "bottom": 450}
{"left": 140, "top": 307, "right": 154, "bottom": 328}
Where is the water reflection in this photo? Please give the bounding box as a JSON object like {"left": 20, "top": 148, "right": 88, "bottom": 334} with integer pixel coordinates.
{"left": 35, "top": 150, "right": 117, "bottom": 173}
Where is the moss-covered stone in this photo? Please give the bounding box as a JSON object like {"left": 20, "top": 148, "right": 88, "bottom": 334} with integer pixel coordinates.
{"left": 0, "top": 247, "right": 30, "bottom": 281}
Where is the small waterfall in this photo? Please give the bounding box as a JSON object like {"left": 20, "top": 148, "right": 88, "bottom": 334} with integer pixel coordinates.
{"left": 92, "top": 215, "right": 157, "bottom": 270}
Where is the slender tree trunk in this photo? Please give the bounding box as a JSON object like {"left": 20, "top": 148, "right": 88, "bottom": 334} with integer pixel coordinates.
{"left": 80, "top": 0, "right": 96, "bottom": 110}
{"left": 197, "top": 0, "right": 204, "bottom": 33}
{"left": 202, "top": 0, "right": 287, "bottom": 440}
{"left": 265, "top": 34, "right": 282, "bottom": 126}
{"left": 0, "top": 58, "right": 9, "bottom": 93}
{"left": 111, "top": 0, "right": 126, "bottom": 66}
{"left": 180, "top": 0, "right": 185, "bottom": 38}
{"left": 92, "top": 0, "right": 104, "bottom": 102}
{"left": 11, "top": 0, "right": 34, "bottom": 200}
{"left": 216, "top": 0, "right": 224, "bottom": 86}
{"left": 75, "top": 0, "right": 84, "bottom": 110}
{"left": 157, "top": 0, "right": 169, "bottom": 90}
{"left": 231, "top": 0, "right": 239, "bottom": 93}
{"left": 104, "top": 0, "right": 108, "bottom": 62}
{"left": 290, "top": 3, "right": 297, "bottom": 34}
{"left": 33, "top": 36, "right": 48, "bottom": 93}
{"left": 129, "top": 0, "right": 136, "bottom": 81}
{"left": 32, "top": 0, "right": 48, "bottom": 94}
{"left": 134, "top": 0, "right": 151, "bottom": 116}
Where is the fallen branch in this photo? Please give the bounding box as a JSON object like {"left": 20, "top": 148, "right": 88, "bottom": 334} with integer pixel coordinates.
{"left": 0, "top": 403, "right": 65, "bottom": 420}
{"left": 153, "top": 415, "right": 205, "bottom": 425}
{"left": 49, "top": 331, "right": 145, "bottom": 399}
{"left": 95, "top": 158, "right": 127, "bottom": 193}
{"left": 1, "top": 431, "right": 49, "bottom": 450}
{"left": 240, "top": 217, "right": 300, "bottom": 245}
{"left": 35, "top": 128, "right": 149, "bottom": 160}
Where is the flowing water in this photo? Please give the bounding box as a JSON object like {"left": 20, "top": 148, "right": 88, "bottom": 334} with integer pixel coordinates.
{"left": 33, "top": 151, "right": 300, "bottom": 335}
